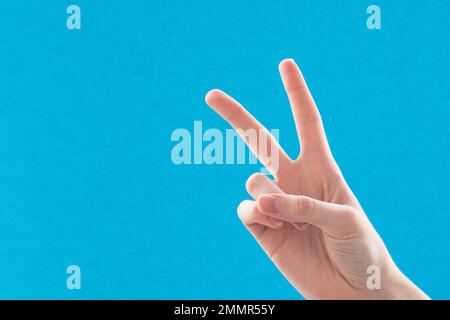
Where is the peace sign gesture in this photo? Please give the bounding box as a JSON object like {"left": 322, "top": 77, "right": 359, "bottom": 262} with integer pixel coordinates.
{"left": 205, "top": 59, "right": 428, "bottom": 299}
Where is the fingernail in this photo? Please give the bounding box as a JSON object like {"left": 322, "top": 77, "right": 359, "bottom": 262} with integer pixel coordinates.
{"left": 259, "top": 195, "right": 282, "bottom": 213}
{"left": 270, "top": 218, "right": 283, "bottom": 227}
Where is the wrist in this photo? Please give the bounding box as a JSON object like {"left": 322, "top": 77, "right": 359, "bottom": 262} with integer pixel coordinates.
{"left": 371, "top": 262, "right": 429, "bottom": 300}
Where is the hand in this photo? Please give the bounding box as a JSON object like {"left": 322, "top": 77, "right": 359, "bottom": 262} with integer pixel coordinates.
{"left": 205, "top": 59, "right": 429, "bottom": 299}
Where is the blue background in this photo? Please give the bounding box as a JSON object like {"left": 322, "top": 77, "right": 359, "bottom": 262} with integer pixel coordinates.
{"left": 0, "top": 1, "right": 448, "bottom": 299}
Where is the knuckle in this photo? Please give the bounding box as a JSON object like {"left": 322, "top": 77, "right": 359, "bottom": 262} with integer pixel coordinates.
{"left": 296, "top": 196, "right": 314, "bottom": 217}
{"left": 343, "top": 207, "right": 360, "bottom": 225}
{"left": 286, "top": 84, "right": 307, "bottom": 93}
{"left": 299, "top": 112, "right": 322, "bottom": 126}
{"left": 227, "top": 108, "right": 245, "bottom": 124}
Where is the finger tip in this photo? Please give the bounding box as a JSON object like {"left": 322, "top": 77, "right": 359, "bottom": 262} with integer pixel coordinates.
{"left": 237, "top": 199, "right": 252, "bottom": 214}
{"left": 205, "top": 89, "right": 224, "bottom": 105}
{"left": 279, "top": 58, "right": 296, "bottom": 70}
{"left": 245, "top": 172, "right": 268, "bottom": 193}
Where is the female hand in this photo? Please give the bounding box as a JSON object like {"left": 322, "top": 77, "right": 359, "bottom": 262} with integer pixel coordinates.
{"left": 205, "top": 59, "right": 428, "bottom": 299}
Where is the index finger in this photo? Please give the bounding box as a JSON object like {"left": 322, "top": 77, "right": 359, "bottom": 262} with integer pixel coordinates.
{"left": 205, "top": 89, "right": 291, "bottom": 176}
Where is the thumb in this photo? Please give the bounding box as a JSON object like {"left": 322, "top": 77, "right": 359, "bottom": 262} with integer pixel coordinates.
{"left": 256, "top": 193, "right": 358, "bottom": 233}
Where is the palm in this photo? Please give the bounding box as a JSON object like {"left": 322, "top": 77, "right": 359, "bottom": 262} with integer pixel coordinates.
{"left": 254, "top": 158, "right": 367, "bottom": 298}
